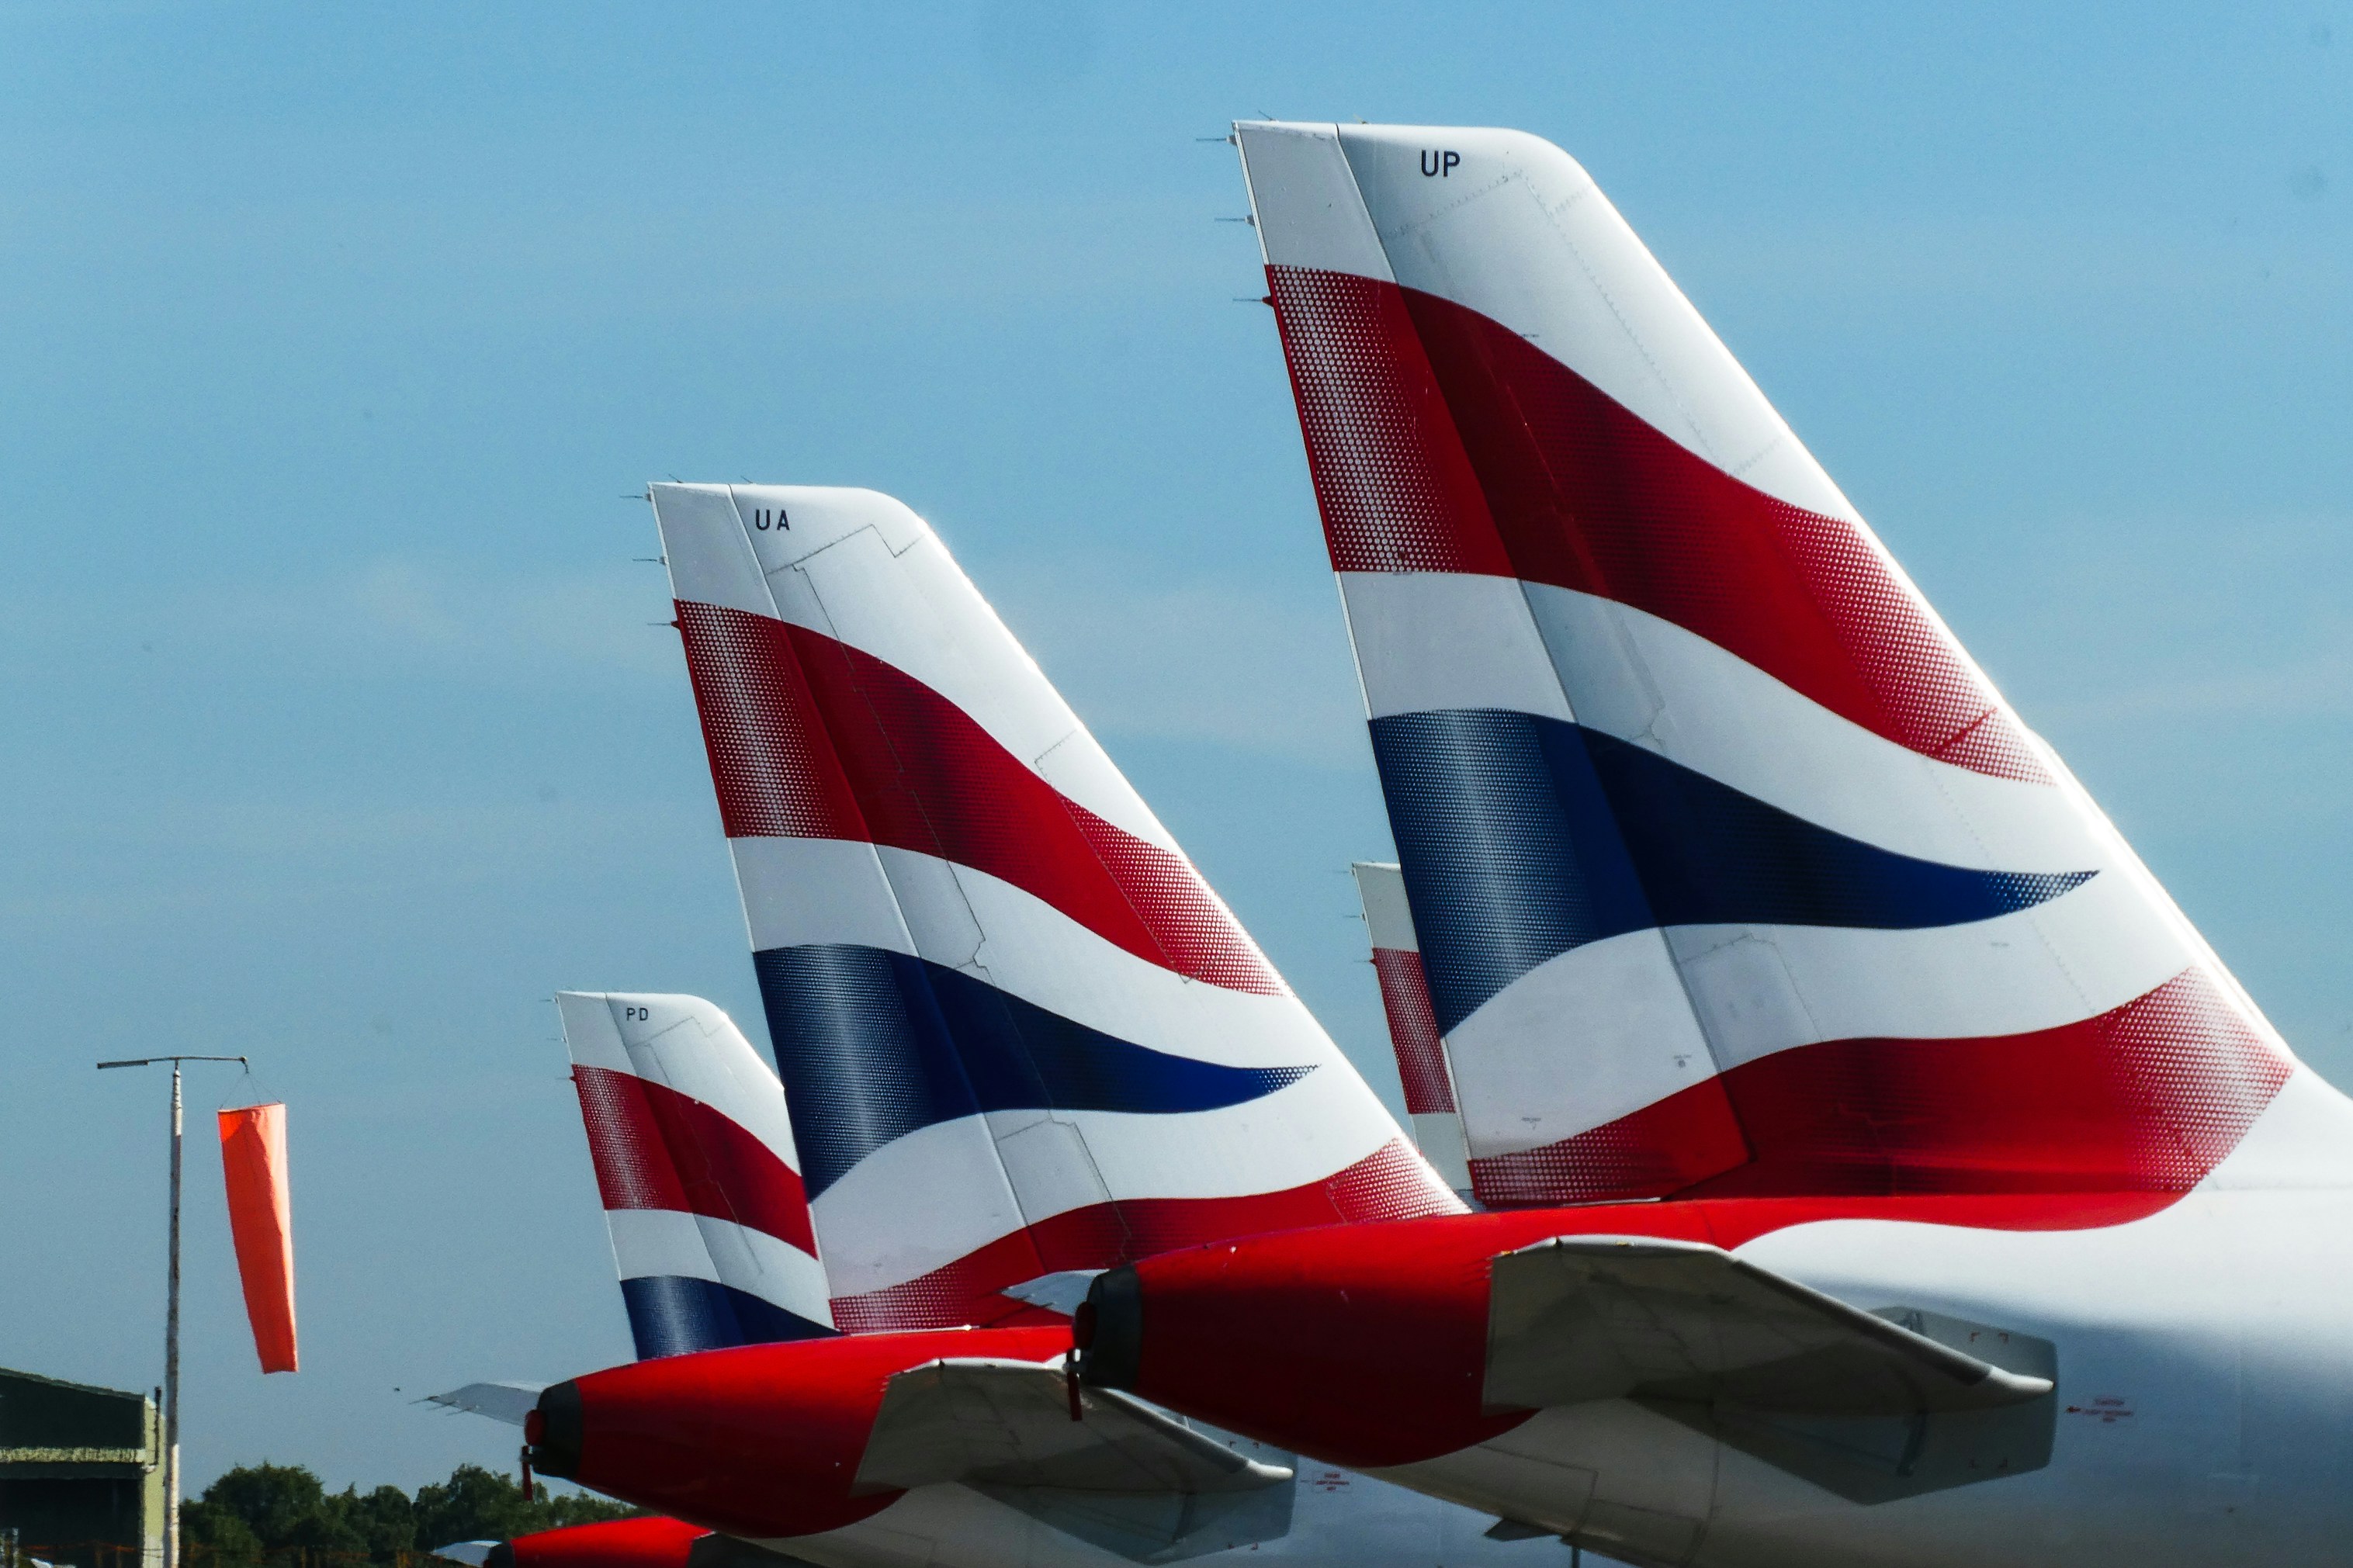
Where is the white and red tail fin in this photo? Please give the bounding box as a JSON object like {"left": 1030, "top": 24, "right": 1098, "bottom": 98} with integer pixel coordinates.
{"left": 650, "top": 483, "right": 1459, "bottom": 1331}
{"left": 1239, "top": 121, "right": 2326, "bottom": 1209}
{"left": 554, "top": 992, "right": 833, "bottom": 1356}
{"left": 1351, "top": 860, "right": 1470, "bottom": 1197}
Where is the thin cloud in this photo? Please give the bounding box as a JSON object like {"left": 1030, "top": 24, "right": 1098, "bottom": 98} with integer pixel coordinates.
{"left": 990, "top": 557, "right": 1368, "bottom": 768}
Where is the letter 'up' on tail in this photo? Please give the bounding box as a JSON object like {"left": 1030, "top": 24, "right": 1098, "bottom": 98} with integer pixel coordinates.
{"left": 649, "top": 484, "right": 1461, "bottom": 1332}
{"left": 1237, "top": 122, "right": 2329, "bottom": 1210}
{"left": 555, "top": 992, "right": 834, "bottom": 1358}
{"left": 1351, "top": 861, "right": 1470, "bottom": 1196}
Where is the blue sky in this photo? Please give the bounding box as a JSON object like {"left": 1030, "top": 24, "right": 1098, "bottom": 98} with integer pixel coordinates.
{"left": 3, "top": 1, "right": 2350, "bottom": 1493}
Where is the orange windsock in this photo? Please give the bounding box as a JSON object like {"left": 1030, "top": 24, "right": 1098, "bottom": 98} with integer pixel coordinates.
{"left": 218, "top": 1103, "right": 299, "bottom": 1373}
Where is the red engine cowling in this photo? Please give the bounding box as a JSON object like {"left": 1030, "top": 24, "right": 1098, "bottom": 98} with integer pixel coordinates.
{"left": 1075, "top": 1208, "right": 1719, "bottom": 1469}
{"left": 528, "top": 1326, "right": 1071, "bottom": 1539}
{"left": 494, "top": 1516, "right": 708, "bottom": 1568}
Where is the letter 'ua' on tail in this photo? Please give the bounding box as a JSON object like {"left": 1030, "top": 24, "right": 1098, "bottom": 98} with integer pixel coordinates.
{"left": 1352, "top": 861, "right": 1470, "bottom": 1199}
{"left": 650, "top": 484, "right": 1462, "bottom": 1333}
{"left": 1237, "top": 122, "right": 2318, "bottom": 1210}
{"left": 556, "top": 992, "right": 834, "bottom": 1358}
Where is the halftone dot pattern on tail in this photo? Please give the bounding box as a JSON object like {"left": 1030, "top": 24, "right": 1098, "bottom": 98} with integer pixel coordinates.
{"left": 1468, "top": 1088, "right": 1750, "bottom": 1207}
{"left": 574, "top": 1065, "right": 691, "bottom": 1213}
{"left": 1776, "top": 510, "right": 2050, "bottom": 781}
{"left": 676, "top": 601, "right": 867, "bottom": 839}
{"left": 1075, "top": 819, "right": 1293, "bottom": 996}
{"left": 2109, "top": 971, "right": 2292, "bottom": 1188}
{"left": 1267, "top": 265, "right": 1510, "bottom": 576}
{"left": 573, "top": 1065, "right": 816, "bottom": 1255}
{"left": 1371, "top": 948, "right": 1453, "bottom": 1115}
{"left": 1322, "top": 1137, "right": 1468, "bottom": 1220}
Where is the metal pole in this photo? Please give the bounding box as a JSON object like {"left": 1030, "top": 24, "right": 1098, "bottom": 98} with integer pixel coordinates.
{"left": 164, "top": 1062, "right": 182, "bottom": 1568}
{"left": 95, "top": 1054, "right": 246, "bottom": 1568}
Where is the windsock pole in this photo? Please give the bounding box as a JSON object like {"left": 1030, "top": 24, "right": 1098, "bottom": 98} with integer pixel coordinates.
{"left": 99, "top": 1054, "right": 248, "bottom": 1568}
{"left": 165, "top": 1061, "right": 180, "bottom": 1568}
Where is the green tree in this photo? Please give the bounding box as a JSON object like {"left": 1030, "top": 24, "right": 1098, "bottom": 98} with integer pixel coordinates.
{"left": 198, "top": 1463, "right": 331, "bottom": 1552}
{"left": 410, "top": 1466, "right": 534, "bottom": 1551}
{"left": 180, "top": 1498, "right": 264, "bottom": 1566}
{"left": 411, "top": 1465, "right": 636, "bottom": 1552}
{"left": 529, "top": 1492, "right": 637, "bottom": 1532}
{"left": 187, "top": 1462, "right": 636, "bottom": 1566}
{"left": 332, "top": 1487, "right": 417, "bottom": 1559}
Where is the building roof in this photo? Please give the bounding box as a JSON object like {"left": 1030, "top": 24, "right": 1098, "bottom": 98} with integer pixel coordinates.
{"left": 0, "top": 1368, "right": 157, "bottom": 1475}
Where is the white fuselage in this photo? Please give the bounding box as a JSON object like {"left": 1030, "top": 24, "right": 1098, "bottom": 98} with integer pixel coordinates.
{"left": 761, "top": 1458, "right": 1590, "bottom": 1568}
{"left": 1368, "top": 1072, "right": 2353, "bottom": 1568}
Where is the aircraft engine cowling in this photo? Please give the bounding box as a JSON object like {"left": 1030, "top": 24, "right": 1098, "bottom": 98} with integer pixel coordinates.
{"left": 1076, "top": 1201, "right": 2069, "bottom": 1528}
{"left": 526, "top": 1327, "right": 1071, "bottom": 1539}
{"left": 1073, "top": 1213, "right": 1590, "bottom": 1469}
{"left": 485, "top": 1517, "right": 709, "bottom": 1568}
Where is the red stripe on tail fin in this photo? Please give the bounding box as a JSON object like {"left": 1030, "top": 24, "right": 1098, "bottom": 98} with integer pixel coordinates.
{"left": 679, "top": 599, "right": 1287, "bottom": 997}
{"left": 1470, "top": 969, "right": 2290, "bottom": 1206}
{"left": 574, "top": 1065, "right": 817, "bottom": 1257}
{"left": 1268, "top": 263, "right": 2049, "bottom": 784}
{"left": 1267, "top": 266, "right": 1512, "bottom": 578}
{"left": 1370, "top": 947, "right": 1453, "bottom": 1116}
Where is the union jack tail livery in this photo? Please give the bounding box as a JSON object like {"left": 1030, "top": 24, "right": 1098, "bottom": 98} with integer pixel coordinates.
{"left": 555, "top": 991, "right": 833, "bottom": 1358}
{"left": 650, "top": 483, "right": 1460, "bottom": 1332}
{"left": 1238, "top": 121, "right": 2316, "bottom": 1210}
{"left": 1351, "top": 861, "right": 1469, "bottom": 1197}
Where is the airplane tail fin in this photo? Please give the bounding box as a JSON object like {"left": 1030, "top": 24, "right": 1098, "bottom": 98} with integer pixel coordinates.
{"left": 555, "top": 991, "right": 833, "bottom": 1357}
{"left": 650, "top": 484, "right": 1459, "bottom": 1331}
{"left": 1351, "top": 861, "right": 1469, "bottom": 1197}
{"left": 1239, "top": 121, "right": 2308, "bottom": 1207}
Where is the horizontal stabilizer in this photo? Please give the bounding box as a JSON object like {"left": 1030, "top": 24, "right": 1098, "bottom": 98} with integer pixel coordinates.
{"left": 425, "top": 1382, "right": 546, "bottom": 1427}
{"left": 1002, "top": 1270, "right": 1104, "bottom": 1317}
{"left": 854, "top": 1358, "right": 1291, "bottom": 1497}
{"left": 1483, "top": 1237, "right": 2050, "bottom": 1417}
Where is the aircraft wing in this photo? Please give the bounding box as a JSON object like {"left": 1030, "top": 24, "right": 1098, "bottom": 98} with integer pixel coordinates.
{"left": 1483, "top": 1237, "right": 2053, "bottom": 1417}
{"left": 853, "top": 1358, "right": 1291, "bottom": 1496}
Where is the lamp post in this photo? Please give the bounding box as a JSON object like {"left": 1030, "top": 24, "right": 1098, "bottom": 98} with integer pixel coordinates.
{"left": 99, "top": 1055, "right": 248, "bottom": 1568}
